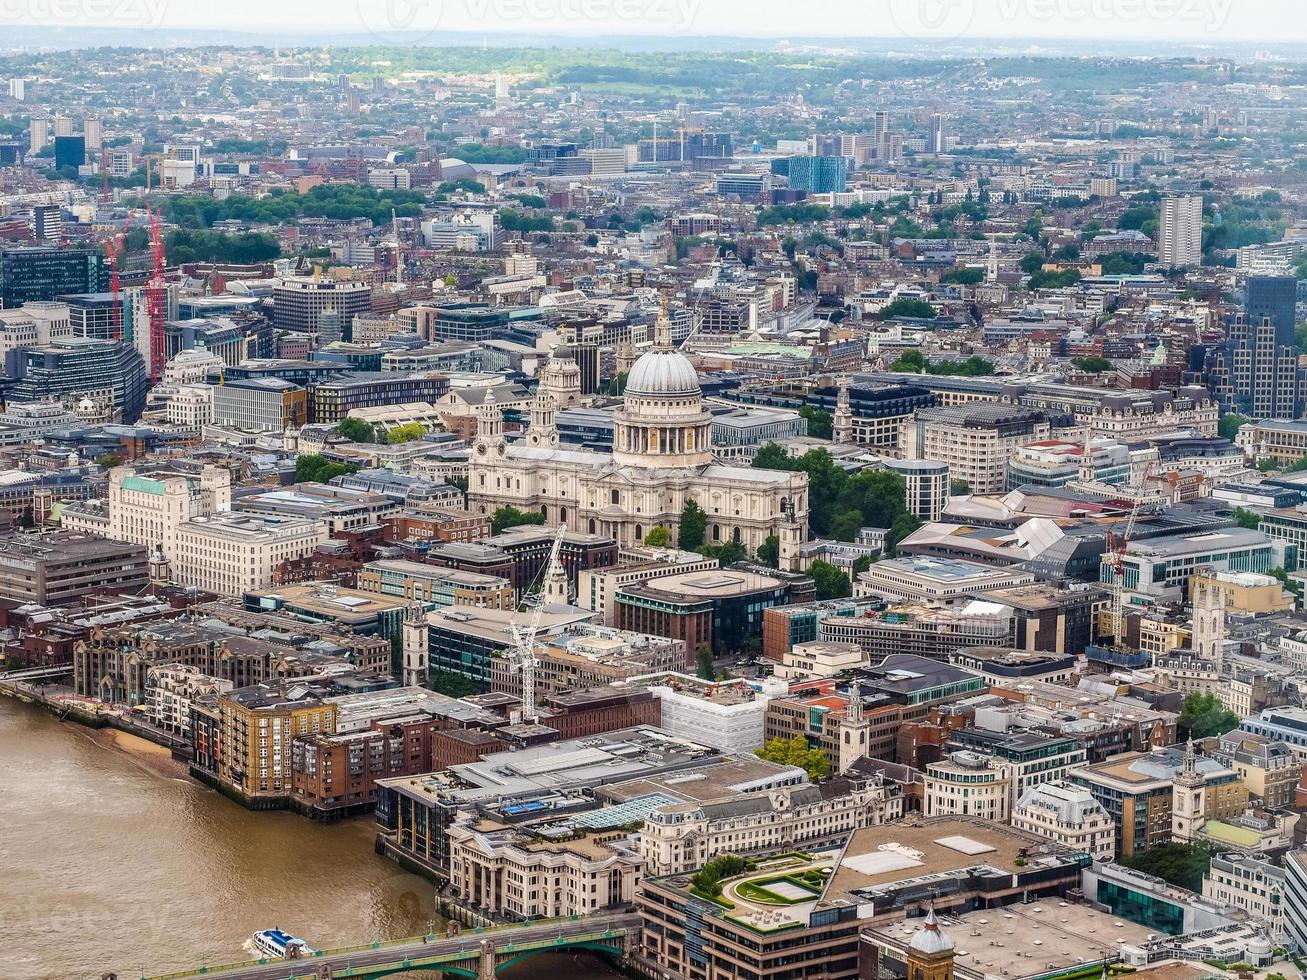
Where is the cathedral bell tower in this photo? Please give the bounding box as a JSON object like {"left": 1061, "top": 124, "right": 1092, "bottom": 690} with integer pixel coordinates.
{"left": 475, "top": 387, "right": 505, "bottom": 454}
{"left": 525, "top": 389, "right": 560, "bottom": 448}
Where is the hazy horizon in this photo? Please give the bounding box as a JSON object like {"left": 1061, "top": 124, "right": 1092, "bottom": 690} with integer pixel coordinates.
{"left": 2, "top": 0, "right": 1305, "bottom": 46}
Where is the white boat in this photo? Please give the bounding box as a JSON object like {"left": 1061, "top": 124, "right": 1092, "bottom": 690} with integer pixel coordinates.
{"left": 251, "top": 928, "right": 314, "bottom": 959}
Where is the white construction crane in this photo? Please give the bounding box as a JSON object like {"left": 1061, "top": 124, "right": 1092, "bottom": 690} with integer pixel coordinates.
{"left": 1104, "top": 461, "right": 1154, "bottom": 649}
{"left": 508, "top": 523, "right": 567, "bottom": 723}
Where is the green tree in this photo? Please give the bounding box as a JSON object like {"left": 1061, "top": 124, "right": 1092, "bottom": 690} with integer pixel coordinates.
{"left": 1217, "top": 414, "right": 1249, "bottom": 441}
{"left": 1232, "top": 507, "right": 1262, "bottom": 530}
{"left": 19, "top": 505, "right": 35, "bottom": 529}
{"left": 295, "top": 454, "right": 359, "bottom": 484}
{"left": 950, "top": 479, "right": 970, "bottom": 496}
{"left": 809, "top": 559, "right": 852, "bottom": 600}
{"left": 755, "top": 735, "right": 830, "bottom": 782}
{"left": 696, "top": 645, "right": 715, "bottom": 681}
{"left": 691, "top": 853, "right": 749, "bottom": 899}
{"left": 95, "top": 453, "right": 123, "bottom": 469}
{"left": 1269, "top": 567, "right": 1302, "bottom": 605}
{"left": 491, "top": 506, "right": 547, "bottom": 534}
{"left": 799, "top": 405, "right": 833, "bottom": 440}
{"left": 941, "top": 267, "right": 985, "bottom": 285}
{"left": 429, "top": 669, "right": 479, "bottom": 698}
{"left": 679, "top": 500, "right": 708, "bottom": 551}
{"left": 700, "top": 540, "right": 749, "bottom": 565}
{"left": 1178, "top": 693, "right": 1240, "bottom": 740}
{"left": 892, "top": 349, "right": 927, "bottom": 372}
{"left": 335, "top": 417, "right": 375, "bottom": 443}
{"left": 644, "top": 526, "right": 670, "bottom": 548}
{"left": 606, "top": 372, "right": 628, "bottom": 396}
{"left": 387, "top": 422, "right": 428, "bottom": 445}
{"left": 1118, "top": 843, "right": 1211, "bottom": 893}
{"left": 879, "top": 297, "right": 937, "bottom": 320}
{"left": 1019, "top": 250, "right": 1047, "bottom": 275}
{"left": 1071, "top": 355, "right": 1112, "bottom": 373}
{"left": 757, "top": 534, "right": 780, "bottom": 569}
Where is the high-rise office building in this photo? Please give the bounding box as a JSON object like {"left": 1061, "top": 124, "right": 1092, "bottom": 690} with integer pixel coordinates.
{"left": 1210, "top": 276, "right": 1305, "bottom": 420}
{"left": 1245, "top": 274, "right": 1298, "bottom": 343}
{"left": 875, "top": 110, "right": 890, "bottom": 135}
{"left": 271, "top": 277, "right": 371, "bottom": 340}
{"left": 53, "top": 135, "right": 85, "bottom": 171}
{"left": 929, "top": 112, "right": 946, "bottom": 153}
{"left": 28, "top": 116, "right": 47, "bottom": 153}
{"left": 6, "top": 337, "right": 148, "bottom": 423}
{"left": 784, "top": 155, "right": 848, "bottom": 194}
{"left": 83, "top": 117, "right": 102, "bottom": 150}
{"left": 0, "top": 247, "right": 106, "bottom": 308}
{"left": 1159, "top": 196, "right": 1204, "bottom": 268}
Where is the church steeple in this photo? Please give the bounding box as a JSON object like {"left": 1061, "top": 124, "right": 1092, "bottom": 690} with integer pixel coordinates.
{"left": 834, "top": 385, "right": 853, "bottom": 445}
{"left": 1172, "top": 738, "right": 1207, "bottom": 843}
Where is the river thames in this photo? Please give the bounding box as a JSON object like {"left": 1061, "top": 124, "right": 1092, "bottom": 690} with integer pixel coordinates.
{"left": 0, "top": 698, "right": 624, "bottom": 980}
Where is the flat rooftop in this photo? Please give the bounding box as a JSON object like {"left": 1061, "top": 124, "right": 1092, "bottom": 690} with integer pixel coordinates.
{"left": 868, "top": 902, "right": 1157, "bottom": 978}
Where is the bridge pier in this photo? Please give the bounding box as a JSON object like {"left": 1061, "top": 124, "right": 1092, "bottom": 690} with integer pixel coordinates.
{"left": 478, "top": 939, "right": 496, "bottom": 980}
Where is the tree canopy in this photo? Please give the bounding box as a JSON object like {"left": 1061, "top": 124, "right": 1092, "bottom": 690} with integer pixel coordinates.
{"left": 1118, "top": 843, "right": 1211, "bottom": 893}
{"left": 755, "top": 735, "right": 829, "bottom": 782}
{"left": 752, "top": 445, "right": 921, "bottom": 548}
{"left": 1178, "top": 693, "right": 1240, "bottom": 740}
{"left": 678, "top": 500, "right": 708, "bottom": 551}
{"left": 335, "top": 417, "right": 375, "bottom": 443}
{"left": 809, "top": 559, "right": 852, "bottom": 600}
{"left": 491, "top": 506, "right": 546, "bottom": 534}
{"left": 295, "top": 454, "right": 358, "bottom": 484}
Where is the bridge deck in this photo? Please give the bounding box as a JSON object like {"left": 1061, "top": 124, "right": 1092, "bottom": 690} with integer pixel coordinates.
{"left": 138, "top": 913, "right": 639, "bottom": 980}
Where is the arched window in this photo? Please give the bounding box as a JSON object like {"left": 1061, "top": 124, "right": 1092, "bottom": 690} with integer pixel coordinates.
{"left": 588, "top": 519, "right": 596, "bottom": 534}
{"left": 733, "top": 527, "right": 741, "bottom": 544}
{"left": 559, "top": 506, "right": 568, "bottom": 523}
{"left": 712, "top": 524, "right": 721, "bottom": 542}
{"left": 635, "top": 525, "right": 643, "bottom": 540}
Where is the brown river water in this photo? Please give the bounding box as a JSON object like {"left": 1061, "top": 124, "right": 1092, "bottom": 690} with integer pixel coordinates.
{"left": 0, "top": 698, "right": 624, "bottom": 980}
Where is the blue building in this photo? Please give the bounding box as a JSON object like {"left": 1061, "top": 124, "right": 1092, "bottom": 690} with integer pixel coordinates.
{"left": 782, "top": 155, "right": 848, "bottom": 194}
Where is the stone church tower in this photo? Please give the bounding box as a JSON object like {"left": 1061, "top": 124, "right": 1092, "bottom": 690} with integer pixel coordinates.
{"left": 1171, "top": 739, "right": 1207, "bottom": 843}
{"left": 907, "top": 906, "right": 955, "bottom": 980}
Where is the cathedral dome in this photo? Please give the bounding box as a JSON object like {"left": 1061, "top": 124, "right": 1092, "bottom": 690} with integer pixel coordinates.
{"left": 625, "top": 348, "right": 700, "bottom": 397}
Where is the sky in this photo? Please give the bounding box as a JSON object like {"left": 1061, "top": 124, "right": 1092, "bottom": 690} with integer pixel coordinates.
{"left": 7, "top": 0, "right": 1306, "bottom": 43}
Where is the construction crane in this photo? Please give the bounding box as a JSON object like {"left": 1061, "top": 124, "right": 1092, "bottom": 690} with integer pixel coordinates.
{"left": 145, "top": 206, "right": 167, "bottom": 382}
{"left": 103, "top": 215, "right": 132, "bottom": 341}
{"left": 391, "top": 207, "right": 403, "bottom": 286}
{"left": 508, "top": 524, "right": 567, "bottom": 724}
{"left": 1103, "top": 461, "right": 1155, "bottom": 650}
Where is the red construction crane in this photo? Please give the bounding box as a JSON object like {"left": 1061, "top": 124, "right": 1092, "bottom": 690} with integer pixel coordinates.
{"left": 103, "top": 213, "right": 135, "bottom": 341}
{"left": 145, "top": 206, "right": 167, "bottom": 382}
